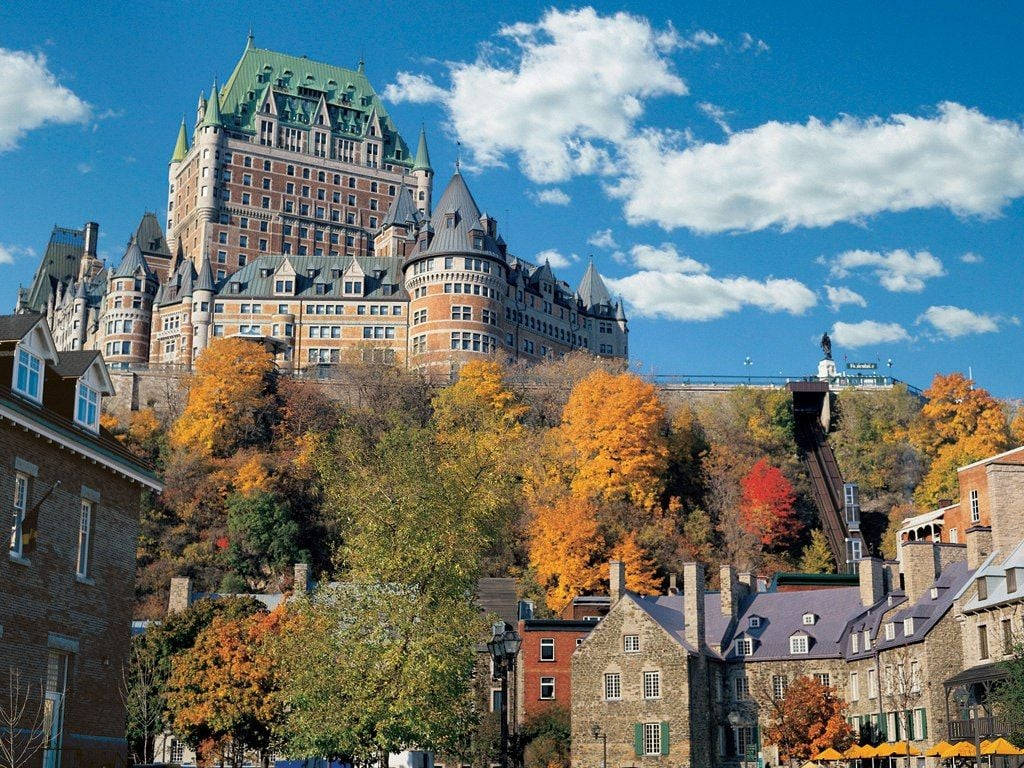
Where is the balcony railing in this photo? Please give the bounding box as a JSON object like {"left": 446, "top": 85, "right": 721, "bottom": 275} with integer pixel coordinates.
{"left": 948, "top": 715, "right": 1006, "bottom": 740}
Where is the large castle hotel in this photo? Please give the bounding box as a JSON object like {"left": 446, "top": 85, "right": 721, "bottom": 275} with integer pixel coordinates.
{"left": 17, "top": 37, "right": 627, "bottom": 374}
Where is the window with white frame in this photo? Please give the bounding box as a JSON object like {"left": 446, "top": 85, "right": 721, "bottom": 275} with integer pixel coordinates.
{"left": 539, "top": 638, "right": 555, "bottom": 661}
{"left": 623, "top": 635, "right": 639, "bottom": 653}
{"left": 748, "top": 616, "right": 761, "bottom": 629}
{"left": 849, "top": 671, "right": 859, "bottom": 701}
{"left": 803, "top": 613, "right": 817, "bottom": 626}
{"left": 642, "top": 723, "right": 662, "bottom": 756}
{"left": 910, "top": 660, "right": 921, "bottom": 692}
{"left": 735, "top": 637, "right": 753, "bottom": 656}
{"left": 75, "top": 382, "right": 99, "bottom": 431}
{"left": 789, "top": 635, "right": 809, "bottom": 654}
{"left": 863, "top": 630, "right": 872, "bottom": 651}
{"left": 884, "top": 622, "right": 896, "bottom": 641}
{"left": 76, "top": 499, "right": 92, "bottom": 578}
{"left": 867, "top": 668, "right": 878, "bottom": 698}
{"left": 10, "top": 472, "right": 29, "bottom": 556}
{"left": 851, "top": 633, "right": 859, "bottom": 653}
{"left": 904, "top": 618, "right": 915, "bottom": 636}
{"left": 734, "top": 675, "right": 749, "bottom": 700}
{"left": 970, "top": 489, "right": 980, "bottom": 523}
{"left": 643, "top": 670, "right": 661, "bottom": 699}
{"left": 603, "top": 672, "right": 621, "bottom": 700}
{"left": 539, "top": 677, "right": 555, "bottom": 699}
{"left": 14, "top": 347, "right": 43, "bottom": 401}
{"left": 815, "top": 672, "right": 830, "bottom": 688}
{"left": 169, "top": 739, "right": 184, "bottom": 763}
{"left": 772, "top": 675, "right": 788, "bottom": 700}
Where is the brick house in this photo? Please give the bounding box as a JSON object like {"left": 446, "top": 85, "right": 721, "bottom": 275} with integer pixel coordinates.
{"left": 0, "top": 313, "right": 161, "bottom": 768}
{"left": 516, "top": 616, "right": 595, "bottom": 723}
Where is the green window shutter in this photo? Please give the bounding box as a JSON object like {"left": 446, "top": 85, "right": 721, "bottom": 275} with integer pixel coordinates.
{"left": 660, "top": 722, "right": 670, "bottom": 756}
{"left": 634, "top": 724, "right": 644, "bottom": 756}
{"left": 919, "top": 709, "right": 928, "bottom": 739}
{"left": 905, "top": 710, "right": 915, "bottom": 741}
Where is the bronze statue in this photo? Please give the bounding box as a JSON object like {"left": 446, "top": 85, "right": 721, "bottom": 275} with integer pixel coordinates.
{"left": 820, "top": 331, "right": 832, "bottom": 360}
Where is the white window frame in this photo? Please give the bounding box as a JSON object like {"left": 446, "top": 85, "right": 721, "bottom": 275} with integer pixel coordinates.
{"left": 642, "top": 723, "right": 661, "bottom": 756}
{"left": 539, "top": 638, "right": 555, "bottom": 661}
{"left": 623, "top": 635, "right": 640, "bottom": 653}
{"left": 772, "top": 675, "right": 788, "bottom": 700}
{"left": 603, "top": 672, "right": 621, "bottom": 701}
{"left": 735, "top": 637, "right": 753, "bottom": 656}
{"left": 10, "top": 472, "right": 29, "bottom": 557}
{"left": 789, "top": 635, "right": 809, "bottom": 655}
{"left": 904, "top": 618, "right": 915, "bottom": 636}
{"left": 803, "top": 613, "right": 816, "bottom": 626}
{"left": 14, "top": 347, "right": 43, "bottom": 402}
{"left": 970, "top": 489, "right": 980, "bottom": 523}
{"left": 884, "top": 622, "right": 896, "bottom": 641}
{"left": 815, "top": 672, "right": 831, "bottom": 688}
{"left": 748, "top": 616, "right": 761, "bottom": 629}
{"left": 74, "top": 381, "right": 100, "bottom": 431}
{"left": 76, "top": 499, "right": 92, "bottom": 578}
{"left": 849, "top": 671, "right": 860, "bottom": 701}
{"left": 867, "top": 668, "right": 878, "bottom": 698}
{"left": 643, "top": 670, "right": 661, "bottom": 700}
{"left": 734, "top": 675, "right": 749, "bottom": 700}
{"left": 539, "top": 676, "right": 555, "bottom": 700}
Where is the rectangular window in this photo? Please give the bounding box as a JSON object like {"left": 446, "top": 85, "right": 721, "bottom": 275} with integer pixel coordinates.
{"left": 815, "top": 673, "right": 831, "bottom": 688}
{"left": 14, "top": 348, "right": 43, "bottom": 401}
{"left": 867, "top": 668, "right": 878, "bottom": 698}
{"left": 643, "top": 670, "right": 661, "bottom": 700}
{"left": 979, "top": 624, "right": 990, "bottom": 659}
{"left": 539, "top": 638, "right": 555, "bottom": 661}
{"left": 10, "top": 472, "right": 29, "bottom": 556}
{"left": 849, "top": 672, "right": 859, "bottom": 701}
{"left": 772, "top": 675, "right": 788, "bottom": 700}
{"left": 790, "top": 635, "right": 809, "bottom": 654}
{"left": 624, "top": 635, "right": 640, "bottom": 653}
{"left": 76, "top": 500, "right": 92, "bottom": 578}
{"left": 970, "top": 489, "right": 980, "bottom": 523}
{"left": 642, "top": 723, "right": 662, "bottom": 756}
{"left": 604, "top": 673, "right": 621, "bottom": 701}
{"left": 540, "top": 677, "right": 555, "bottom": 700}
{"left": 734, "top": 675, "right": 749, "bottom": 700}
{"left": 735, "top": 637, "right": 753, "bottom": 656}
{"left": 75, "top": 384, "right": 99, "bottom": 430}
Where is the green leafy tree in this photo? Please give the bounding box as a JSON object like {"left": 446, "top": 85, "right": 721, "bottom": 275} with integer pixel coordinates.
{"left": 993, "top": 641, "right": 1024, "bottom": 745}
{"left": 225, "top": 492, "right": 307, "bottom": 590}
{"left": 521, "top": 706, "right": 571, "bottom": 768}
{"left": 799, "top": 530, "right": 835, "bottom": 574}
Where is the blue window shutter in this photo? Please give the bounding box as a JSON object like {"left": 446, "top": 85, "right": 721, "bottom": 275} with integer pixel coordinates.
{"left": 660, "top": 722, "right": 670, "bottom": 756}
{"left": 634, "top": 724, "right": 643, "bottom": 756}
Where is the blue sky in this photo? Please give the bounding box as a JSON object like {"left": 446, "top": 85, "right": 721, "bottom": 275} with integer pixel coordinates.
{"left": 1, "top": 1, "right": 1023, "bottom": 395}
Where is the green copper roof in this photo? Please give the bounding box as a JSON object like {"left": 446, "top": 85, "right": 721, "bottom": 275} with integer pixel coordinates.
{"left": 413, "top": 127, "right": 432, "bottom": 172}
{"left": 201, "top": 82, "right": 223, "bottom": 128}
{"left": 171, "top": 118, "right": 189, "bottom": 162}
{"left": 24, "top": 225, "right": 86, "bottom": 312}
{"left": 218, "top": 42, "right": 412, "bottom": 167}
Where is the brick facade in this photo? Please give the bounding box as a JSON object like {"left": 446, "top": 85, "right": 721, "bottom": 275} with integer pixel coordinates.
{"left": 517, "top": 619, "right": 593, "bottom": 723}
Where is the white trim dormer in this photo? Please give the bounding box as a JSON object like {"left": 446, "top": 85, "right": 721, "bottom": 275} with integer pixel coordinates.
{"left": 74, "top": 356, "right": 114, "bottom": 433}
{"left": 12, "top": 318, "right": 58, "bottom": 403}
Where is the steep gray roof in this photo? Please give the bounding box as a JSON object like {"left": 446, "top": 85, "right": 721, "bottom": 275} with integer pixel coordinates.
{"left": 477, "top": 577, "right": 519, "bottom": 626}
{"left": 24, "top": 225, "right": 85, "bottom": 312}
{"left": 113, "top": 239, "right": 156, "bottom": 280}
{"left": 0, "top": 313, "right": 46, "bottom": 342}
{"left": 223, "top": 253, "right": 407, "bottom": 300}
{"left": 577, "top": 260, "right": 613, "bottom": 309}
{"left": 50, "top": 349, "right": 102, "bottom": 378}
{"left": 195, "top": 257, "right": 216, "bottom": 292}
{"left": 381, "top": 185, "right": 420, "bottom": 230}
{"left": 961, "top": 540, "right": 1024, "bottom": 612}
{"left": 135, "top": 213, "right": 171, "bottom": 261}
{"left": 158, "top": 260, "right": 198, "bottom": 306}
{"left": 415, "top": 173, "right": 504, "bottom": 259}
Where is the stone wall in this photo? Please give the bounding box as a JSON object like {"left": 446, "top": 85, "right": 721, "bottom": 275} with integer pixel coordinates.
{"left": 986, "top": 463, "right": 1024, "bottom": 555}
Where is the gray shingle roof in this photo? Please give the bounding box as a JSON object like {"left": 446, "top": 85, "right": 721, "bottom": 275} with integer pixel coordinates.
{"left": 0, "top": 313, "right": 45, "bottom": 342}
{"left": 577, "top": 260, "right": 613, "bottom": 310}
{"left": 415, "top": 173, "right": 504, "bottom": 259}
{"left": 113, "top": 238, "right": 156, "bottom": 280}
{"left": 195, "top": 257, "right": 216, "bottom": 292}
{"left": 224, "top": 253, "right": 407, "bottom": 300}
{"left": 477, "top": 577, "right": 519, "bottom": 626}
{"left": 51, "top": 350, "right": 101, "bottom": 378}
{"left": 24, "top": 226, "right": 85, "bottom": 312}
{"left": 381, "top": 184, "right": 420, "bottom": 230}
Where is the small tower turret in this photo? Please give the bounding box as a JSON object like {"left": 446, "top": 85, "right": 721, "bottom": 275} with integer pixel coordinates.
{"left": 412, "top": 127, "right": 434, "bottom": 215}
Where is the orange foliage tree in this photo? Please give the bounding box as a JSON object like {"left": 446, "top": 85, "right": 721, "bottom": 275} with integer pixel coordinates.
{"left": 762, "top": 676, "right": 853, "bottom": 762}
{"left": 738, "top": 459, "right": 802, "bottom": 549}
{"left": 528, "top": 496, "right": 605, "bottom": 612}
{"left": 170, "top": 338, "right": 275, "bottom": 458}
{"left": 165, "top": 610, "right": 283, "bottom": 766}
{"left": 612, "top": 531, "right": 661, "bottom": 595}
{"left": 909, "top": 373, "right": 1010, "bottom": 507}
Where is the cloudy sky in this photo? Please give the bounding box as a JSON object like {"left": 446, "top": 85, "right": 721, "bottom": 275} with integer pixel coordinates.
{"left": 1, "top": 1, "right": 1022, "bottom": 394}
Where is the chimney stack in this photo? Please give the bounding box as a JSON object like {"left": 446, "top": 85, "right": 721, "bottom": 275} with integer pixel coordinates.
{"left": 294, "top": 563, "right": 310, "bottom": 594}
{"left": 720, "top": 564, "right": 740, "bottom": 618}
{"left": 858, "top": 557, "right": 885, "bottom": 608}
{"left": 84, "top": 221, "right": 99, "bottom": 258}
{"left": 901, "top": 542, "right": 940, "bottom": 604}
{"left": 609, "top": 560, "right": 626, "bottom": 604}
{"left": 168, "top": 576, "right": 193, "bottom": 615}
{"left": 668, "top": 573, "right": 678, "bottom": 595}
{"left": 965, "top": 526, "right": 993, "bottom": 570}
{"left": 683, "top": 562, "right": 705, "bottom": 651}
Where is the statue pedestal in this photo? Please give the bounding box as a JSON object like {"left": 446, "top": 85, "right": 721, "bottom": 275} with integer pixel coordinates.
{"left": 818, "top": 358, "right": 837, "bottom": 380}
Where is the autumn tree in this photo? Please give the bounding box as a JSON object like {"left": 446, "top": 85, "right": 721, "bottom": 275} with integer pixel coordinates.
{"left": 798, "top": 530, "right": 835, "bottom": 574}
{"left": 165, "top": 610, "right": 284, "bottom": 767}
{"left": 880, "top": 503, "right": 917, "bottom": 561}
{"left": 521, "top": 706, "right": 571, "bottom": 768}
{"left": 739, "top": 459, "right": 802, "bottom": 550}
{"left": 881, "top": 648, "right": 924, "bottom": 761}
{"left": 612, "top": 531, "right": 661, "bottom": 595}
{"left": 910, "top": 373, "right": 1010, "bottom": 507}
{"left": 761, "top": 676, "right": 853, "bottom": 762}
{"left": 528, "top": 496, "right": 605, "bottom": 612}
{"left": 170, "top": 338, "right": 276, "bottom": 457}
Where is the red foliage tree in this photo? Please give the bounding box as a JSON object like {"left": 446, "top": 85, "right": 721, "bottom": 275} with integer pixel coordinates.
{"left": 739, "top": 459, "right": 802, "bottom": 549}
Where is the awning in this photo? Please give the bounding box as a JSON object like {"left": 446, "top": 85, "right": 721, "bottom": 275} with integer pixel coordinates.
{"left": 944, "top": 662, "right": 1009, "bottom": 688}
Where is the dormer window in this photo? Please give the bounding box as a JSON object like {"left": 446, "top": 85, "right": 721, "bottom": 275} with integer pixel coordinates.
{"left": 275, "top": 279, "right": 294, "bottom": 294}
{"left": 445, "top": 212, "right": 457, "bottom": 229}
{"left": 903, "top": 618, "right": 915, "bottom": 636}
{"left": 74, "top": 381, "right": 100, "bottom": 431}
{"left": 748, "top": 617, "right": 761, "bottom": 629}
{"left": 851, "top": 633, "right": 860, "bottom": 653}
{"left": 863, "top": 630, "right": 872, "bottom": 651}
{"left": 930, "top": 587, "right": 939, "bottom": 600}
{"left": 14, "top": 347, "right": 43, "bottom": 402}
{"left": 978, "top": 577, "right": 988, "bottom": 601}
{"left": 802, "top": 613, "right": 817, "bottom": 626}
{"left": 344, "top": 280, "right": 362, "bottom": 296}
{"left": 735, "top": 637, "right": 753, "bottom": 656}
{"left": 789, "top": 634, "right": 809, "bottom": 655}
{"left": 884, "top": 622, "right": 896, "bottom": 641}
{"left": 473, "top": 235, "right": 484, "bottom": 249}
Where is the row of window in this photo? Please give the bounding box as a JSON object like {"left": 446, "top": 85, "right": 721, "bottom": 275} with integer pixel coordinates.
{"left": 443, "top": 283, "right": 498, "bottom": 298}
{"left": 977, "top": 615, "right": 1018, "bottom": 660}
{"left": 450, "top": 332, "right": 497, "bottom": 352}
{"left": 603, "top": 670, "right": 661, "bottom": 700}
{"left": 10, "top": 471, "right": 95, "bottom": 579}
{"left": 235, "top": 153, "right": 399, "bottom": 193}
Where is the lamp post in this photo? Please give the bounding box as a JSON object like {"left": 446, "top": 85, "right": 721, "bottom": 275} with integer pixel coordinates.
{"left": 591, "top": 724, "right": 607, "bottom": 768}
{"left": 488, "top": 623, "right": 522, "bottom": 768}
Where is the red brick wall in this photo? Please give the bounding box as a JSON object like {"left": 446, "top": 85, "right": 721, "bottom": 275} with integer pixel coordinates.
{"left": 0, "top": 421, "right": 143, "bottom": 768}
{"left": 519, "top": 623, "right": 591, "bottom": 721}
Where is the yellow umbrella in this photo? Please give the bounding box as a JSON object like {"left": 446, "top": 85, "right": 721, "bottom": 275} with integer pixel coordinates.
{"left": 858, "top": 744, "right": 879, "bottom": 758}
{"left": 875, "top": 743, "right": 896, "bottom": 757}
{"left": 943, "top": 742, "right": 978, "bottom": 758}
{"left": 843, "top": 744, "right": 864, "bottom": 759}
{"left": 886, "top": 743, "right": 922, "bottom": 757}
{"left": 813, "top": 748, "right": 844, "bottom": 761}
{"left": 926, "top": 741, "right": 952, "bottom": 757}
{"left": 982, "top": 738, "right": 1024, "bottom": 756}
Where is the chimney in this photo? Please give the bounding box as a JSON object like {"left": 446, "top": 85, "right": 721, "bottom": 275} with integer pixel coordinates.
{"left": 168, "top": 576, "right": 193, "bottom": 615}
{"left": 609, "top": 560, "right": 626, "bottom": 604}
{"left": 293, "top": 563, "right": 310, "bottom": 594}
{"left": 720, "top": 564, "right": 739, "bottom": 618}
{"left": 683, "top": 562, "right": 705, "bottom": 651}
{"left": 84, "top": 221, "right": 99, "bottom": 258}
{"left": 965, "top": 526, "right": 994, "bottom": 570}
{"left": 858, "top": 557, "right": 885, "bottom": 607}
{"left": 667, "top": 574, "right": 678, "bottom": 595}
{"left": 738, "top": 571, "right": 756, "bottom": 590}
{"left": 901, "top": 542, "right": 940, "bottom": 604}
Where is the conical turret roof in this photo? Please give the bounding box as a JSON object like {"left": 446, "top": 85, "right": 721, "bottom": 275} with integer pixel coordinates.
{"left": 113, "top": 238, "right": 156, "bottom": 280}
{"left": 381, "top": 185, "right": 420, "bottom": 230}
{"left": 615, "top": 297, "right": 627, "bottom": 321}
{"left": 576, "top": 259, "right": 612, "bottom": 309}
{"left": 195, "top": 255, "right": 216, "bottom": 291}
{"left": 413, "top": 127, "right": 432, "bottom": 172}
{"left": 417, "top": 172, "right": 503, "bottom": 259}
{"left": 201, "top": 82, "right": 223, "bottom": 127}
{"left": 171, "top": 118, "right": 189, "bottom": 163}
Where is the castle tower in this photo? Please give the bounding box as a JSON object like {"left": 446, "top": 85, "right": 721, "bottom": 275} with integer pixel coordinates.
{"left": 190, "top": 255, "right": 216, "bottom": 361}
{"left": 403, "top": 171, "right": 506, "bottom": 378}
{"left": 104, "top": 238, "right": 158, "bottom": 367}
{"left": 412, "top": 127, "right": 433, "bottom": 215}
{"left": 193, "top": 82, "right": 224, "bottom": 270}
{"left": 167, "top": 119, "right": 189, "bottom": 254}
{"left": 373, "top": 184, "right": 421, "bottom": 259}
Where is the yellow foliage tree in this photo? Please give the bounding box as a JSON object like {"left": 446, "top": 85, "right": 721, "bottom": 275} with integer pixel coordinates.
{"left": 556, "top": 370, "right": 668, "bottom": 509}
{"left": 910, "top": 373, "right": 1010, "bottom": 507}
{"left": 1011, "top": 408, "right": 1024, "bottom": 446}
{"left": 612, "top": 531, "right": 661, "bottom": 595}
{"left": 169, "top": 338, "right": 274, "bottom": 457}
{"left": 528, "top": 496, "right": 605, "bottom": 612}
{"left": 234, "top": 454, "right": 273, "bottom": 496}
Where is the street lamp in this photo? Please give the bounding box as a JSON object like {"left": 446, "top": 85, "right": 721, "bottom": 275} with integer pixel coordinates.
{"left": 591, "top": 724, "right": 607, "bottom": 768}
{"left": 488, "top": 623, "right": 522, "bottom": 768}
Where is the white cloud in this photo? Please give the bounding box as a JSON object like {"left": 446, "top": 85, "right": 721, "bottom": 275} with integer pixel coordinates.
{"left": 535, "top": 248, "right": 575, "bottom": 269}
{"left": 824, "top": 285, "right": 867, "bottom": 311}
{"left": 76, "top": 162, "right": 92, "bottom": 174}
{"left": 661, "top": 27, "right": 723, "bottom": 50}
{"left": 697, "top": 101, "right": 732, "bottom": 134}
{"left": 532, "top": 188, "right": 571, "bottom": 205}
{"left": 626, "top": 242, "right": 708, "bottom": 273}
{"left": 385, "top": 7, "right": 687, "bottom": 184}
{"left": 608, "top": 271, "right": 816, "bottom": 321}
{"left": 0, "top": 48, "right": 91, "bottom": 151}
{"left": 587, "top": 228, "right": 617, "bottom": 249}
{"left": 739, "top": 33, "right": 770, "bottom": 54}
{"left": 831, "top": 320, "right": 910, "bottom": 348}
{"left": 960, "top": 251, "right": 983, "bottom": 264}
{"left": 611, "top": 103, "right": 1024, "bottom": 233}
{"left": 916, "top": 305, "right": 1001, "bottom": 338}
{"left": 0, "top": 244, "right": 34, "bottom": 265}
{"left": 827, "top": 249, "right": 945, "bottom": 292}
{"left": 382, "top": 72, "right": 448, "bottom": 103}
